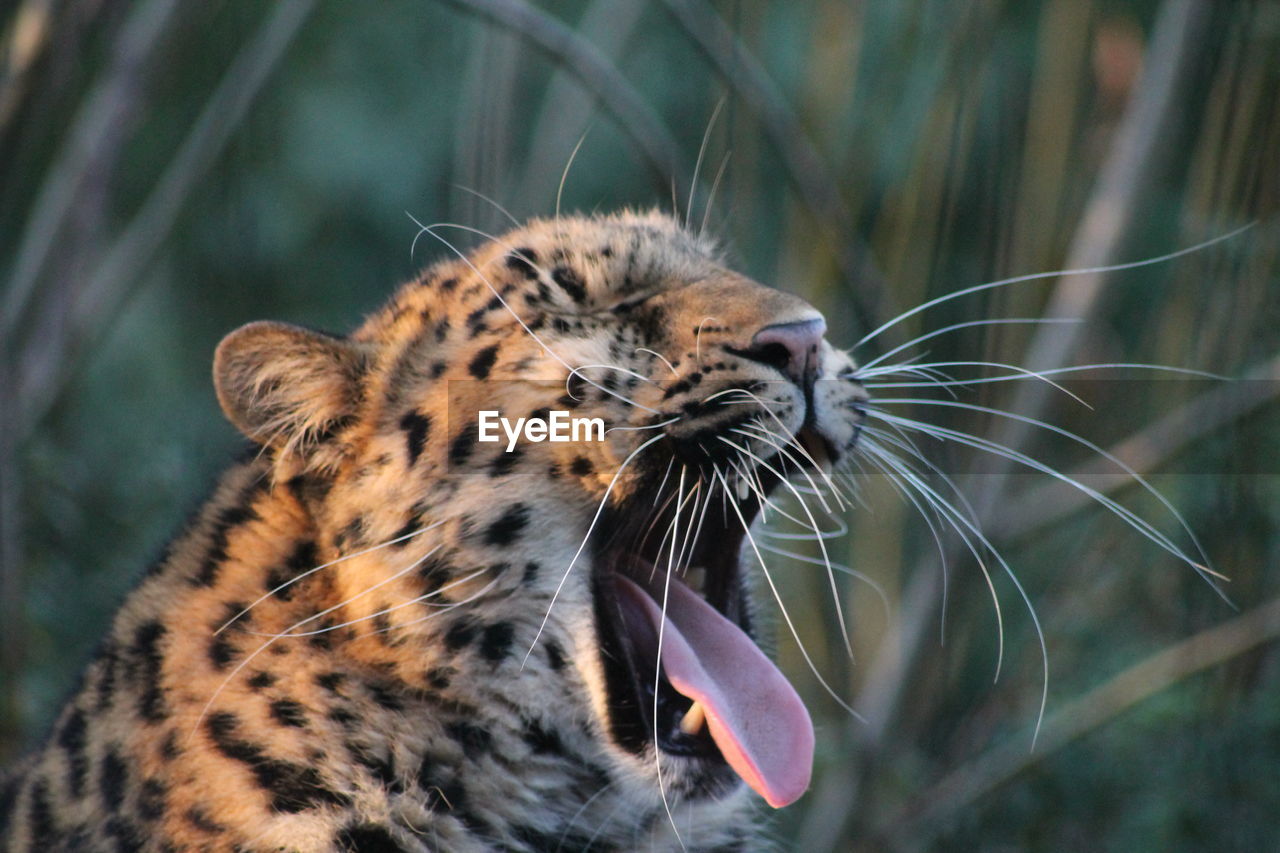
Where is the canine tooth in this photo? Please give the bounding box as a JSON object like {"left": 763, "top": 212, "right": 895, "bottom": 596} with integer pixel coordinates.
{"left": 684, "top": 566, "right": 706, "bottom": 593}
{"left": 679, "top": 701, "right": 707, "bottom": 735}
{"left": 736, "top": 477, "right": 751, "bottom": 502}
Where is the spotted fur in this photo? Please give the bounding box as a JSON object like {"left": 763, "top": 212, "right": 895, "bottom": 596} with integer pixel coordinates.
{"left": 0, "top": 211, "right": 867, "bottom": 852}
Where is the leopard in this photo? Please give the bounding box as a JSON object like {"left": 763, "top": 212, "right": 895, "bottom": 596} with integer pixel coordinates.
{"left": 0, "top": 210, "right": 869, "bottom": 852}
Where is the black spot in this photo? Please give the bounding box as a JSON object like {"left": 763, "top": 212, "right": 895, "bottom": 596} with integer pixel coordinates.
{"left": 440, "top": 277, "right": 458, "bottom": 292}
{"left": 267, "top": 540, "right": 317, "bottom": 603}
{"left": 568, "top": 456, "right": 594, "bottom": 477}
{"left": 270, "top": 699, "right": 308, "bottom": 728}
{"left": 205, "top": 713, "right": 350, "bottom": 813}
{"left": 286, "top": 471, "right": 332, "bottom": 506}
{"left": 307, "top": 619, "right": 335, "bottom": 650}
{"left": 160, "top": 730, "right": 180, "bottom": 761}
{"left": 106, "top": 815, "right": 145, "bottom": 851}
{"left": 479, "top": 622, "right": 514, "bottom": 664}
{"left": 94, "top": 643, "right": 118, "bottom": 712}
{"left": 57, "top": 709, "right": 88, "bottom": 798}
{"left": 316, "top": 672, "right": 346, "bottom": 693}
{"left": 336, "top": 824, "right": 404, "bottom": 852}
{"left": 27, "top": 780, "right": 56, "bottom": 848}
{"left": 247, "top": 670, "right": 276, "bottom": 691}
{"left": 130, "top": 620, "right": 168, "bottom": 723}
{"left": 365, "top": 681, "right": 404, "bottom": 712}
{"left": 522, "top": 719, "right": 564, "bottom": 755}
{"left": 390, "top": 509, "right": 426, "bottom": 547}
{"left": 100, "top": 747, "right": 128, "bottom": 813}
{"left": 551, "top": 266, "right": 587, "bottom": 302}
{"left": 137, "top": 778, "right": 166, "bottom": 822}
{"left": 467, "top": 344, "right": 500, "bottom": 380}
{"left": 417, "top": 763, "right": 468, "bottom": 816}
{"left": 416, "top": 554, "right": 456, "bottom": 594}
{"left": 347, "top": 743, "right": 401, "bottom": 793}
{"left": 186, "top": 806, "right": 224, "bottom": 833}
{"left": 208, "top": 635, "right": 235, "bottom": 670}
{"left": 544, "top": 639, "right": 566, "bottom": 671}
{"left": 449, "top": 425, "right": 475, "bottom": 467}
{"left": 399, "top": 411, "right": 432, "bottom": 466}
{"left": 444, "top": 619, "right": 477, "bottom": 651}
{"left": 521, "top": 561, "right": 540, "bottom": 585}
{"left": 483, "top": 503, "right": 529, "bottom": 547}
{"left": 488, "top": 443, "right": 523, "bottom": 478}
{"left": 328, "top": 707, "right": 358, "bottom": 729}
{"left": 425, "top": 667, "right": 451, "bottom": 690}
{"left": 429, "top": 360, "right": 447, "bottom": 379}
{"left": 505, "top": 247, "right": 539, "bottom": 279}
{"left": 446, "top": 721, "right": 492, "bottom": 754}
{"left": 193, "top": 492, "right": 261, "bottom": 587}
{"left": 663, "top": 378, "right": 691, "bottom": 399}
{"left": 335, "top": 517, "right": 366, "bottom": 550}
{"left": 464, "top": 306, "right": 488, "bottom": 334}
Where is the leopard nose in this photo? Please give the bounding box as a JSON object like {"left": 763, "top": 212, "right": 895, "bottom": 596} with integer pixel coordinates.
{"left": 742, "top": 317, "right": 827, "bottom": 386}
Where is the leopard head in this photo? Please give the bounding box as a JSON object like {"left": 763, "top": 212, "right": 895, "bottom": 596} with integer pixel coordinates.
{"left": 213, "top": 210, "right": 867, "bottom": 818}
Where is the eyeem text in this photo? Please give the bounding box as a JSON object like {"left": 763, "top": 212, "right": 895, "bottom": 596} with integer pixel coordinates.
{"left": 477, "top": 410, "right": 606, "bottom": 452}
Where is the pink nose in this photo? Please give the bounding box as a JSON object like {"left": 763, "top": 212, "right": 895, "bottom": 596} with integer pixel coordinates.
{"left": 746, "top": 318, "right": 826, "bottom": 386}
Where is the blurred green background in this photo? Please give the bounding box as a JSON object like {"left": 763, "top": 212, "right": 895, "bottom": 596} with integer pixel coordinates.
{"left": 2, "top": 0, "right": 1278, "bottom": 849}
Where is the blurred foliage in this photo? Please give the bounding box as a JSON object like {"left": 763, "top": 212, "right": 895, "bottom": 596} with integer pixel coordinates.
{"left": 2, "top": 0, "right": 1278, "bottom": 850}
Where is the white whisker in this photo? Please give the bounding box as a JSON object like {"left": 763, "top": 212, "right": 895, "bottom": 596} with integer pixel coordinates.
{"left": 523, "top": 431, "right": 668, "bottom": 668}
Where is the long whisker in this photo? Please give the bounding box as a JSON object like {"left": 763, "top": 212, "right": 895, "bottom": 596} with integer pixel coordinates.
{"left": 634, "top": 346, "right": 679, "bottom": 377}
{"left": 215, "top": 518, "right": 449, "bottom": 634}
{"left": 605, "top": 415, "right": 681, "bottom": 436}
{"left": 854, "top": 426, "right": 957, "bottom": 639}
{"left": 450, "top": 183, "right": 522, "bottom": 229}
{"left": 686, "top": 95, "right": 726, "bottom": 226}
{"left": 856, "top": 318, "right": 1083, "bottom": 373}
{"left": 654, "top": 466, "right": 688, "bottom": 852}
{"left": 556, "top": 128, "right": 591, "bottom": 220}
{"left": 867, "top": 397, "right": 1225, "bottom": 588}
{"left": 242, "top": 545, "right": 447, "bottom": 638}
{"left": 862, "top": 361, "right": 1226, "bottom": 391}
{"left": 717, "top": 435, "right": 855, "bottom": 661}
{"left": 523, "top": 431, "right": 668, "bottom": 668}
{"left": 700, "top": 150, "right": 732, "bottom": 237}
{"left": 715, "top": 386, "right": 849, "bottom": 503}
{"left": 694, "top": 316, "right": 721, "bottom": 368}
{"left": 247, "top": 565, "right": 493, "bottom": 639}
{"left": 374, "top": 574, "right": 503, "bottom": 634}
{"left": 712, "top": 467, "right": 865, "bottom": 722}
{"left": 859, "top": 360, "right": 1091, "bottom": 408}
{"left": 756, "top": 540, "right": 892, "bottom": 626}
{"left": 859, "top": 442, "right": 1028, "bottom": 707}
{"left": 734, "top": 422, "right": 842, "bottom": 513}
{"left": 194, "top": 539, "right": 458, "bottom": 737}
{"left": 852, "top": 224, "right": 1255, "bottom": 351}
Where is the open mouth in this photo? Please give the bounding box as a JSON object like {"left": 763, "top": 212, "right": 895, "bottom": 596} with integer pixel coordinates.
{"left": 590, "top": 426, "right": 836, "bottom": 808}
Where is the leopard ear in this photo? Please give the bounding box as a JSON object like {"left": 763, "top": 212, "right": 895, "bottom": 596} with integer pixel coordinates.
{"left": 214, "top": 321, "right": 366, "bottom": 462}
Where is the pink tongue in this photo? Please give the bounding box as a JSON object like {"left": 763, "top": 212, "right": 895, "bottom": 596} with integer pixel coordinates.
{"left": 616, "top": 576, "right": 814, "bottom": 808}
